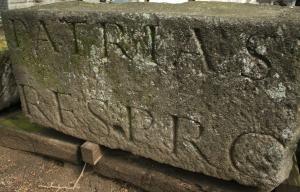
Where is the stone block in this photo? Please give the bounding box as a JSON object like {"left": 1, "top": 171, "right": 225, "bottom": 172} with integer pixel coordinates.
{"left": 2, "top": 2, "right": 300, "bottom": 190}
{"left": 81, "top": 141, "right": 103, "bottom": 165}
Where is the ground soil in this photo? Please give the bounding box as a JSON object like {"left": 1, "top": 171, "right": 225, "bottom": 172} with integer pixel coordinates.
{"left": 0, "top": 145, "right": 144, "bottom": 192}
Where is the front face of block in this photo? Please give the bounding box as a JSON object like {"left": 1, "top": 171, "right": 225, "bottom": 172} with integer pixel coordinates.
{"left": 3, "top": 2, "right": 300, "bottom": 190}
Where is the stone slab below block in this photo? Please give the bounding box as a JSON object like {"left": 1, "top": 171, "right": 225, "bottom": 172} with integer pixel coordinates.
{"left": 0, "top": 110, "right": 82, "bottom": 164}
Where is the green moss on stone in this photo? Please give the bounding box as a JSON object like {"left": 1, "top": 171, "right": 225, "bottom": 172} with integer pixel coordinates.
{"left": 0, "top": 112, "right": 44, "bottom": 132}
{"left": 0, "top": 35, "right": 7, "bottom": 52}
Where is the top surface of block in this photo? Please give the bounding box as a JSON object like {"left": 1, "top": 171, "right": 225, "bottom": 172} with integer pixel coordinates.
{"left": 3, "top": 1, "right": 300, "bottom": 20}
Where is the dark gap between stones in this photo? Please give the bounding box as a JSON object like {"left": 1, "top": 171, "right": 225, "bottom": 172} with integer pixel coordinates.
{"left": 0, "top": 101, "right": 21, "bottom": 117}
{"left": 297, "top": 140, "right": 300, "bottom": 168}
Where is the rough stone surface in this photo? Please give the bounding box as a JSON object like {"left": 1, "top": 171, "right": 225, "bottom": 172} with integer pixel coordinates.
{"left": 0, "top": 110, "right": 260, "bottom": 192}
{"left": 2, "top": 2, "right": 300, "bottom": 190}
{"left": 0, "top": 49, "right": 19, "bottom": 110}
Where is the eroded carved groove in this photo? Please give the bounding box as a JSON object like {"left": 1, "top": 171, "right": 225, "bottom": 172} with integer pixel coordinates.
{"left": 242, "top": 35, "right": 272, "bottom": 80}
{"left": 190, "top": 141, "right": 215, "bottom": 168}
{"left": 87, "top": 101, "right": 110, "bottom": 135}
{"left": 246, "top": 36, "right": 271, "bottom": 65}
{"left": 10, "top": 19, "right": 28, "bottom": 47}
{"left": 115, "top": 43, "right": 133, "bottom": 60}
{"left": 127, "top": 106, "right": 134, "bottom": 141}
{"left": 21, "top": 85, "right": 53, "bottom": 124}
{"left": 141, "top": 108, "right": 154, "bottom": 130}
{"left": 112, "top": 124, "right": 127, "bottom": 138}
{"left": 38, "top": 20, "right": 58, "bottom": 52}
{"left": 63, "top": 20, "right": 88, "bottom": 54}
{"left": 35, "top": 103, "right": 53, "bottom": 124}
{"left": 70, "top": 22, "right": 79, "bottom": 54}
{"left": 18, "top": 84, "right": 30, "bottom": 114}
{"left": 172, "top": 115, "right": 179, "bottom": 154}
{"left": 10, "top": 19, "right": 19, "bottom": 47}
{"left": 144, "top": 25, "right": 158, "bottom": 63}
{"left": 191, "top": 119, "right": 204, "bottom": 140}
{"left": 193, "top": 28, "right": 215, "bottom": 72}
{"left": 229, "top": 132, "right": 285, "bottom": 177}
{"left": 110, "top": 23, "right": 132, "bottom": 60}
{"left": 101, "top": 22, "right": 108, "bottom": 57}
{"left": 54, "top": 91, "right": 63, "bottom": 125}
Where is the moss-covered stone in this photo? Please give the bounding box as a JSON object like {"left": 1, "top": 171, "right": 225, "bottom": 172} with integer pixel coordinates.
{"left": 0, "top": 112, "right": 44, "bottom": 132}
{"left": 0, "top": 29, "right": 7, "bottom": 51}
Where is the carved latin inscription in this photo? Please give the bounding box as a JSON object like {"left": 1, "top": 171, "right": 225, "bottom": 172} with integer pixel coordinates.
{"left": 5, "top": 4, "right": 300, "bottom": 190}
{"left": 144, "top": 25, "right": 158, "bottom": 63}
{"left": 37, "top": 20, "right": 58, "bottom": 52}
{"left": 230, "top": 133, "right": 285, "bottom": 178}
{"left": 19, "top": 85, "right": 56, "bottom": 126}
{"left": 10, "top": 19, "right": 161, "bottom": 66}
{"left": 19, "top": 84, "right": 213, "bottom": 165}
{"left": 10, "top": 19, "right": 28, "bottom": 48}
{"left": 54, "top": 91, "right": 79, "bottom": 128}
{"left": 11, "top": 19, "right": 221, "bottom": 168}
{"left": 240, "top": 35, "right": 272, "bottom": 80}
{"left": 66, "top": 21, "right": 81, "bottom": 54}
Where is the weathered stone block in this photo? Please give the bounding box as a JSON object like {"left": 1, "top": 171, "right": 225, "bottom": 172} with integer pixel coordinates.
{"left": 2, "top": 2, "right": 300, "bottom": 190}
{"left": 0, "top": 49, "right": 19, "bottom": 110}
